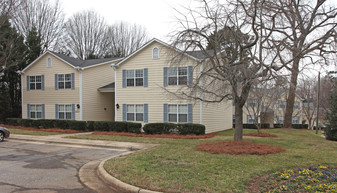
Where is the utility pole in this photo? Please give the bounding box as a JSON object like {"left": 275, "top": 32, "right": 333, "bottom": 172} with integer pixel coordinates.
{"left": 316, "top": 72, "right": 320, "bottom": 134}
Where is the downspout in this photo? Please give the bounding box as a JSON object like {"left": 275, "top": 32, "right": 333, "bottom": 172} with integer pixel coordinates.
{"left": 18, "top": 71, "right": 24, "bottom": 118}
{"left": 112, "top": 65, "right": 117, "bottom": 121}
{"left": 75, "top": 67, "right": 83, "bottom": 120}
{"left": 199, "top": 63, "right": 203, "bottom": 124}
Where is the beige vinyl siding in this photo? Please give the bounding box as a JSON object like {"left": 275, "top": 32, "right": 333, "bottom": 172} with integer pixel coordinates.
{"left": 22, "top": 53, "right": 80, "bottom": 120}
{"left": 82, "top": 64, "right": 115, "bottom": 121}
{"left": 202, "top": 101, "right": 232, "bottom": 133}
{"left": 116, "top": 41, "right": 229, "bottom": 133}
{"left": 116, "top": 42, "right": 198, "bottom": 124}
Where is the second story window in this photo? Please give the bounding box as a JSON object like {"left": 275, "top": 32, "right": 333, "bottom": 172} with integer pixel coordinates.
{"left": 126, "top": 69, "right": 144, "bottom": 87}
{"left": 29, "top": 75, "right": 42, "bottom": 90}
{"left": 168, "top": 67, "right": 187, "bottom": 85}
{"left": 278, "top": 100, "right": 286, "bottom": 108}
{"left": 47, "top": 57, "right": 52, "bottom": 67}
{"left": 294, "top": 101, "right": 300, "bottom": 109}
{"left": 247, "top": 99, "right": 258, "bottom": 108}
{"left": 152, "top": 47, "right": 159, "bottom": 59}
{"left": 58, "top": 74, "right": 72, "bottom": 89}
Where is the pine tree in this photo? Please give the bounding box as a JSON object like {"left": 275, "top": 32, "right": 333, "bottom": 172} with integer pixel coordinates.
{"left": 325, "top": 77, "right": 337, "bottom": 141}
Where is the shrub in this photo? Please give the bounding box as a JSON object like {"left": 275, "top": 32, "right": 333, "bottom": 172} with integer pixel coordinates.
{"left": 53, "top": 120, "right": 70, "bottom": 129}
{"left": 126, "top": 122, "right": 142, "bottom": 133}
{"left": 87, "top": 121, "right": 95, "bottom": 131}
{"left": 93, "top": 121, "right": 110, "bottom": 131}
{"left": 177, "top": 124, "right": 205, "bottom": 135}
{"left": 108, "top": 121, "right": 127, "bottom": 132}
{"left": 6, "top": 118, "right": 21, "bottom": 126}
{"left": 143, "top": 123, "right": 206, "bottom": 135}
{"left": 292, "top": 124, "right": 308, "bottom": 129}
{"left": 274, "top": 124, "right": 283, "bottom": 128}
{"left": 68, "top": 120, "right": 87, "bottom": 131}
{"left": 324, "top": 126, "right": 337, "bottom": 141}
{"left": 38, "top": 119, "right": 56, "bottom": 128}
{"left": 21, "top": 119, "right": 34, "bottom": 127}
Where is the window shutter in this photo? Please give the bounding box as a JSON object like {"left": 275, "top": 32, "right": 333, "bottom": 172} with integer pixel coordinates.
{"left": 27, "top": 104, "right": 31, "bottom": 119}
{"left": 55, "top": 104, "right": 59, "bottom": 119}
{"left": 163, "top": 103, "right": 168, "bottom": 123}
{"left": 41, "top": 75, "right": 45, "bottom": 91}
{"left": 187, "top": 66, "right": 193, "bottom": 86}
{"left": 122, "top": 70, "right": 126, "bottom": 88}
{"left": 55, "top": 74, "right": 58, "bottom": 90}
{"left": 72, "top": 104, "right": 75, "bottom": 120}
{"left": 144, "top": 68, "right": 148, "bottom": 87}
{"left": 163, "top": 67, "right": 168, "bottom": 87}
{"left": 27, "top": 76, "right": 30, "bottom": 91}
{"left": 144, "top": 104, "right": 148, "bottom": 122}
{"left": 71, "top": 73, "right": 75, "bottom": 90}
{"left": 42, "top": 104, "right": 45, "bottom": 119}
{"left": 122, "top": 104, "right": 127, "bottom": 121}
{"left": 188, "top": 104, "right": 193, "bottom": 123}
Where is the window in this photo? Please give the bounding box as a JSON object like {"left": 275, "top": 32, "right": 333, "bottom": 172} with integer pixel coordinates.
{"left": 247, "top": 99, "right": 258, "bottom": 108}
{"left": 168, "top": 67, "right": 187, "bottom": 85}
{"left": 294, "top": 101, "right": 301, "bottom": 109}
{"left": 292, "top": 116, "right": 300, "bottom": 124}
{"left": 30, "top": 104, "right": 42, "bottom": 119}
{"left": 126, "top": 69, "right": 143, "bottom": 87}
{"left": 168, "top": 104, "right": 188, "bottom": 123}
{"left": 58, "top": 104, "right": 72, "bottom": 120}
{"left": 127, "top": 104, "right": 144, "bottom": 121}
{"left": 303, "top": 102, "right": 314, "bottom": 109}
{"left": 232, "top": 115, "right": 235, "bottom": 124}
{"left": 277, "top": 116, "right": 284, "bottom": 124}
{"left": 47, "top": 57, "right": 52, "bottom": 67}
{"left": 247, "top": 115, "right": 257, "bottom": 124}
{"left": 29, "top": 76, "right": 42, "bottom": 90}
{"left": 278, "top": 100, "right": 286, "bottom": 108}
{"left": 152, "top": 47, "right": 159, "bottom": 59}
{"left": 58, "top": 74, "right": 72, "bottom": 89}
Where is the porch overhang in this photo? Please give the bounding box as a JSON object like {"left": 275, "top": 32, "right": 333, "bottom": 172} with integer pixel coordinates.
{"left": 98, "top": 82, "right": 115, "bottom": 93}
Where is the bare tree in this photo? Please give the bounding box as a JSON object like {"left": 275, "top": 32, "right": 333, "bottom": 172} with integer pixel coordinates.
{"left": 262, "top": 0, "right": 337, "bottom": 128}
{"left": 170, "top": 0, "right": 274, "bottom": 141}
{"left": 62, "top": 10, "right": 109, "bottom": 60}
{"left": 105, "top": 21, "right": 149, "bottom": 57}
{"left": 10, "top": 0, "right": 64, "bottom": 51}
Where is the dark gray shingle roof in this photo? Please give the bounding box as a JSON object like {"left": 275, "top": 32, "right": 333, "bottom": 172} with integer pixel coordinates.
{"left": 99, "top": 82, "right": 115, "bottom": 89}
{"left": 186, "top": 50, "right": 215, "bottom": 60}
{"left": 49, "top": 51, "right": 122, "bottom": 68}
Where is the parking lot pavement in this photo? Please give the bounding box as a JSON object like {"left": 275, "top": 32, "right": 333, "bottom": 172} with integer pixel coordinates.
{"left": 0, "top": 140, "right": 127, "bottom": 193}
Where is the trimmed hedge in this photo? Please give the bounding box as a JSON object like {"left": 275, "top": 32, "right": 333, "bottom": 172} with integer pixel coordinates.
{"left": 273, "top": 124, "right": 308, "bottom": 129}
{"left": 324, "top": 126, "right": 337, "bottom": 141}
{"left": 5, "top": 118, "right": 142, "bottom": 133}
{"left": 233, "top": 123, "right": 270, "bottom": 129}
{"left": 143, "top": 123, "right": 206, "bottom": 135}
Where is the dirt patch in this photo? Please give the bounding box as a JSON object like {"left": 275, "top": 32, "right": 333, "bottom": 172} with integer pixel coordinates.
{"left": 92, "top": 131, "right": 214, "bottom": 139}
{"left": 2, "top": 125, "right": 82, "bottom": 133}
{"left": 195, "top": 141, "right": 286, "bottom": 155}
{"left": 244, "top": 132, "right": 278, "bottom": 138}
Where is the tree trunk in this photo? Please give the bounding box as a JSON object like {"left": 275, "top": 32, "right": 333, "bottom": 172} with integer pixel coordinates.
{"left": 234, "top": 103, "right": 243, "bottom": 141}
{"left": 284, "top": 59, "right": 300, "bottom": 128}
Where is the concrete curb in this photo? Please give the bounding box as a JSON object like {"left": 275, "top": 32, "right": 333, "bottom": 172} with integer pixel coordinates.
{"left": 98, "top": 156, "right": 162, "bottom": 193}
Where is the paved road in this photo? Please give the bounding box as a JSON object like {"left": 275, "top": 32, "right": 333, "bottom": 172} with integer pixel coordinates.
{"left": 0, "top": 140, "right": 127, "bottom": 193}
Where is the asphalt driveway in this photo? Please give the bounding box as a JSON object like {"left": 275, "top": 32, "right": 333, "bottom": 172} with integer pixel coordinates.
{"left": 0, "top": 140, "right": 127, "bottom": 193}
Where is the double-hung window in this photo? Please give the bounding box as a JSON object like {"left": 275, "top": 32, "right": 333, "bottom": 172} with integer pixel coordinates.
{"left": 247, "top": 99, "right": 258, "bottom": 108}
{"left": 292, "top": 116, "right": 300, "bottom": 124}
{"left": 58, "top": 74, "right": 72, "bottom": 89}
{"left": 168, "top": 67, "right": 187, "bottom": 85}
{"left": 58, "top": 104, "right": 72, "bottom": 120}
{"left": 127, "top": 104, "right": 144, "bottom": 121}
{"left": 126, "top": 69, "right": 143, "bottom": 87}
{"left": 29, "top": 76, "right": 42, "bottom": 90}
{"left": 168, "top": 104, "right": 188, "bottom": 123}
{"left": 278, "top": 101, "right": 286, "bottom": 108}
{"left": 247, "top": 115, "right": 257, "bottom": 124}
{"left": 294, "top": 102, "right": 300, "bottom": 109}
{"left": 30, "top": 104, "right": 42, "bottom": 119}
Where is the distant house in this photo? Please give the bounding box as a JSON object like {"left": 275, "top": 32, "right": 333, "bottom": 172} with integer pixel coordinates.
{"left": 21, "top": 38, "right": 233, "bottom": 133}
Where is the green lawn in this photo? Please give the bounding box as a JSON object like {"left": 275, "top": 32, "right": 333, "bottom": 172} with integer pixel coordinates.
{"left": 69, "top": 129, "right": 337, "bottom": 192}
{"left": 8, "top": 128, "right": 65, "bottom": 136}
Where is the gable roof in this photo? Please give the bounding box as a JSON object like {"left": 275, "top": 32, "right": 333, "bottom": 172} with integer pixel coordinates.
{"left": 113, "top": 38, "right": 206, "bottom": 67}
{"left": 22, "top": 51, "right": 122, "bottom": 73}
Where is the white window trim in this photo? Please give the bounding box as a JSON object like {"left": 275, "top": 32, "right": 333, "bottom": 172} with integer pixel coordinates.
{"left": 30, "top": 75, "right": 42, "bottom": 90}
{"left": 168, "top": 104, "right": 188, "bottom": 123}
{"left": 168, "top": 67, "right": 188, "bottom": 86}
{"left": 58, "top": 104, "right": 72, "bottom": 120}
{"left": 126, "top": 69, "right": 144, "bottom": 87}
{"left": 30, "top": 104, "right": 42, "bottom": 119}
{"left": 58, "top": 74, "right": 72, "bottom": 89}
{"left": 47, "top": 57, "right": 52, "bottom": 67}
{"left": 126, "top": 104, "right": 144, "bottom": 122}
{"left": 152, "top": 47, "right": 160, "bottom": 59}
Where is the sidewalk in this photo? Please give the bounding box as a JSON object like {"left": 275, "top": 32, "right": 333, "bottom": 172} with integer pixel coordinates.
{"left": 9, "top": 132, "right": 157, "bottom": 151}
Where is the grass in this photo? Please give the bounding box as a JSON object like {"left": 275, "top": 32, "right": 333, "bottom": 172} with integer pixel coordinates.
{"left": 69, "top": 129, "right": 337, "bottom": 192}
{"left": 8, "top": 128, "right": 65, "bottom": 136}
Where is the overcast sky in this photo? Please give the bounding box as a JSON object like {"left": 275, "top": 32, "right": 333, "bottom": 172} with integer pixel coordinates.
{"left": 57, "top": 0, "right": 190, "bottom": 42}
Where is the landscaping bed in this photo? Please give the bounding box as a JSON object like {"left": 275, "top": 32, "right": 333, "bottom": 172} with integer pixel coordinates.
{"left": 92, "top": 131, "right": 214, "bottom": 139}
{"left": 247, "top": 165, "right": 337, "bottom": 192}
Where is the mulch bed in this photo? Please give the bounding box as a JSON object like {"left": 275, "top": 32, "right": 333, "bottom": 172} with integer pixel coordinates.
{"left": 92, "top": 131, "right": 215, "bottom": 139}
{"left": 243, "top": 132, "right": 278, "bottom": 138}
{"left": 196, "top": 141, "right": 286, "bottom": 155}
{"left": 2, "top": 125, "right": 82, "bottom": 133}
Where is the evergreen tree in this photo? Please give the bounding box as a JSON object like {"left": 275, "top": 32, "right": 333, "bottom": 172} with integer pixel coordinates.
{"left": 24, "top": 27, "right": 42, "bottom": 65}
{"left": 325, "top": 78, "right": 337, "bottom": 141}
